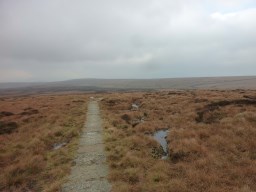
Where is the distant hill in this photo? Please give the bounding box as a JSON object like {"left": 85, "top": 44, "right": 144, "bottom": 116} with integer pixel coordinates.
{"left": 0, "top": 76, "right": 256, "bottom": 94}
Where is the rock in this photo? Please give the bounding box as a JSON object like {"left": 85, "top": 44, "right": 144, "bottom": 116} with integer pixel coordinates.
{"left": 53, "top": 142, "right": 67, "bottom": 150}
{"left": 131, "top": 103, "right": 139, "bottom": 111}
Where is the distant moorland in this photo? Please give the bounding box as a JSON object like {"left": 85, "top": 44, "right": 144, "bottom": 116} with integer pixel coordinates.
{"left": 0, "top": 76, "right": 256, "bottom": 95}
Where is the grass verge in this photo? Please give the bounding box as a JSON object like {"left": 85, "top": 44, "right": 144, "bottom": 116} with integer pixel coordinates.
{"left": 0, "top": 94, "right": 87, "bottom": 191}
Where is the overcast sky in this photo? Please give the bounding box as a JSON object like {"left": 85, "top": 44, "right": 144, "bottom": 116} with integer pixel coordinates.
{"left": 0, "top": 0, "right": 256, "bottom": 82}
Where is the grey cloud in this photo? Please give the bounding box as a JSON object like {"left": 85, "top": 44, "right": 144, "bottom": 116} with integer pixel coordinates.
{"left": 0, "top": 0, "right": 256, "bottom": 81}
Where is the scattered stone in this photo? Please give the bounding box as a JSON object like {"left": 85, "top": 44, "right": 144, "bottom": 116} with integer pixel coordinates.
{"left": 131, "top": 103, "right": 139, "bottom": 111}
{"left": 53, "top": 142, "right": 67, "bottom": 150}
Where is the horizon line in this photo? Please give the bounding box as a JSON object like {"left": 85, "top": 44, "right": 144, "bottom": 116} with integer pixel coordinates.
{"left": 0, "top": 75, "right": 256, "bottom": 84}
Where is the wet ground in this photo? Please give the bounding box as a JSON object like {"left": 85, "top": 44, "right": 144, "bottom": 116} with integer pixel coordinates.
{"left": 153, "top": 129, "right": 169, "bottom": 159}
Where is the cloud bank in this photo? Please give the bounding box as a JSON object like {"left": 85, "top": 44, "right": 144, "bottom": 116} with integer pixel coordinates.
{"left": 0, "top": 0, "right": 256, "bottom": 81}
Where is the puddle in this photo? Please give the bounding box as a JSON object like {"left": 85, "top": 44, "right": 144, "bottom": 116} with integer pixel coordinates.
{"left": 53, "top": 142, "right": 67, "bottom": 150}
{"left": 153, "top": 129, "right": 169, "bottom": 159}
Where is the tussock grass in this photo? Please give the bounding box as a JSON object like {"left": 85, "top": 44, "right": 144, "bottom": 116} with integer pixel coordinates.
{"left": 0, "top": 94, "right": 87, "bottom": 191}
{"left": 101, "top": 90, "right": 256, "bottom": 192}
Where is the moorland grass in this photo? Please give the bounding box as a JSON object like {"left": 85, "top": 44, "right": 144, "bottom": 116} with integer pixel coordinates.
{"left": 0, "top": 94, "right": 87, "bottom": 191}
{"left": 101, "top": 90, "right": 256, "bottom": 192}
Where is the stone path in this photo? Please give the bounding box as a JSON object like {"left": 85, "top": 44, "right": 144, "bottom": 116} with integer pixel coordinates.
{"left": 62, "top": 100, "right": 111, "bottom": 192}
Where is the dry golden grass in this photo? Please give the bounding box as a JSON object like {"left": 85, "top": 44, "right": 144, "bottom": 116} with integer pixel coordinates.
{"left": 100, "top": 90, "right": 256, "bottom": 192}
{"left": 0, "top": 94, "right": 88, "bottom": 191}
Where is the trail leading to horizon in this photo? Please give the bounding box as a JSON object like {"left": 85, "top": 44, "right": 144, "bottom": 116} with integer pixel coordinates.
{"left": 62, "top": 99, "right": 111, "bottom": 192}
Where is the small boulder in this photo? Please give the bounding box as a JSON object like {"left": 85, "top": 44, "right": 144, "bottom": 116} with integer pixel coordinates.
{"left": 131, "top": 103, "right": 139, "bottom": 111}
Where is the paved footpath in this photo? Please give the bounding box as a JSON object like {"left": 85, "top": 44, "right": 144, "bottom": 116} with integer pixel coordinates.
{"left": 62, "top": 100, "right": 111, "bottom": 192}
